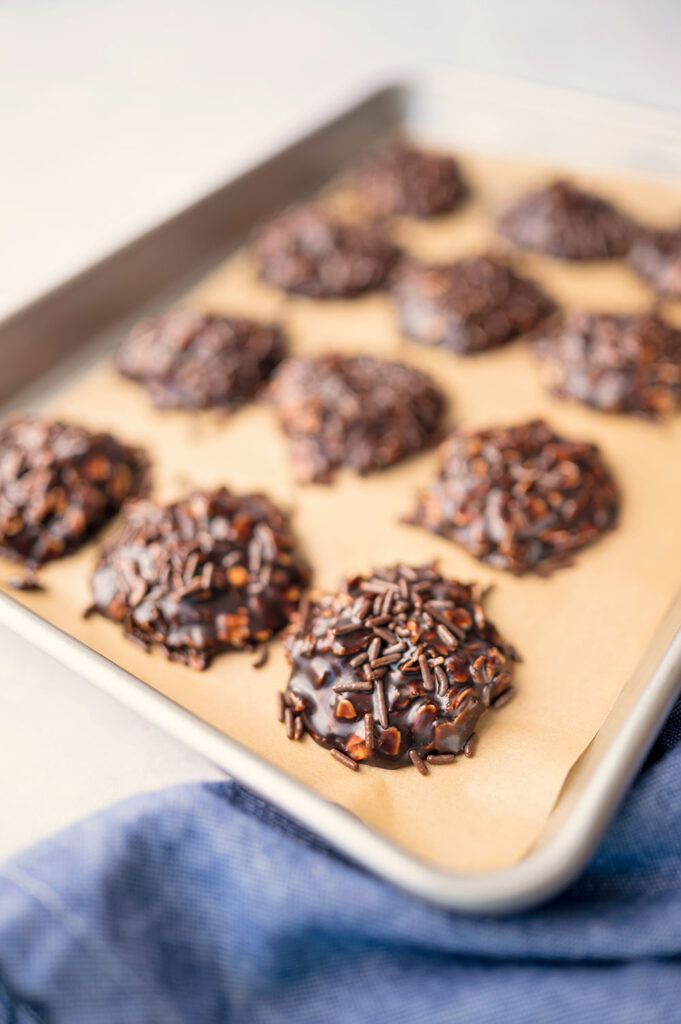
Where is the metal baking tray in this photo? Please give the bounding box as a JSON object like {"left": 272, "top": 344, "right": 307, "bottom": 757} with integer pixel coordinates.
{"left": 2, "top": 69, "right": 681, "bottom": 913}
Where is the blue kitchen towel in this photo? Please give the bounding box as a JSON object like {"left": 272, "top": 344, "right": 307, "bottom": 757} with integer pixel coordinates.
{"left": 1, "top": 707, "right": 681, "bottom": 1024}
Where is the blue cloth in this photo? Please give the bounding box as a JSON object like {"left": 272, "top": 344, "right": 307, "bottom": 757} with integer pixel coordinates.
{"left": 1, "top": 706, "right": 681, "bottom": 1024}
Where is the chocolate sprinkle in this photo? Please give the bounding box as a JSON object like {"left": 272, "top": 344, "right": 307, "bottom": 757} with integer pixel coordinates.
{"left": 115, "top": 309, "right": 286, "bottom": 410}
{"left": 353, "top": 139, "right": 469, "bottom": 219}
{"left": 492, "top": 686, "right": 516, "bottom": 710}
{"left": 533, "top": 311, "right": 681, "bottom": 417}
{"left": 498, "top": 180, "right": 636, "bottom": 260}
{"left": 434, "top": 665, "right": 449, "bottom": 696}
{"left": 281, "top": 563, "right": 518, "bottom": 770}
{"left": 418, "top": 652, "right": 434, "bottom": 692}
{"left": 463, "top": 733, "right": 478, "bottom": 758}
{"left": 89, "top": 487, "right": 309, "bottom": 669}
{"left": 374, "top": 677, "right": 389, "bottom": 730}
{"left": 253, "top": 204, "right": 399, "bottom": 299}
{"left": 332, "top": 681, "right": 374, "bottom": 693}
{"left": 330, "top": 748, "right": 360, "bottom": 772}
{"left": 269, "top": 354, "right": 446, "bottom": 483}
{"left": 409, "top": 748, "right": 429, "bottom": 775}
{"left": 364, "top": 712, "right": 375, "bottom": 753}
{"left": 436, "top": 624, "right": 458, "bottom": 648}
{"left": 411, "top": 419, "right": 619, "bottom": 575}
{"left": 426, "top": 753, "right": 457, "bottom": 765}
{"left": 392, "top": 255, "right": 555, "bottom": 354}
{"left": 0, "top": 415, "right": 148, "bottom": 566}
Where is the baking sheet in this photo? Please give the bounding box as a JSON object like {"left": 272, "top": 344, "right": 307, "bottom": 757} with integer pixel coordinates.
{"left": 2, "top": 150, "right": 681, "bottom": 873}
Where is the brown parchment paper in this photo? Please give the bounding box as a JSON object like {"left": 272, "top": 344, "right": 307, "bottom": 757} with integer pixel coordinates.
{"left": 3, "top": 151, "right": 681, "bottom": 873}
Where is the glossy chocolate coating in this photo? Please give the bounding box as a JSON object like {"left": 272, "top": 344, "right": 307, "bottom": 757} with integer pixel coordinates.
{"left": 91, "top": 488, "right": 309, "bottom": 669}
{"left": 283, "top": 564, "right": 518, "bottom": 769}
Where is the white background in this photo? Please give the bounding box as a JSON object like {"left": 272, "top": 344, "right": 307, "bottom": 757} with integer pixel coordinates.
{"left": 0, "top": 0, "right": 679, "bottom": 858}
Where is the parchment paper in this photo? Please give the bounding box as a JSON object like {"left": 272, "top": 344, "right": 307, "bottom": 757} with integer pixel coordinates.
{"left": 2, "top": 151, "right": 681, "bottom": 872}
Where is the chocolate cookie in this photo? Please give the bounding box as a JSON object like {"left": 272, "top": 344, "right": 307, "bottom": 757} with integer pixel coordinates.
{"left": 90, "top": 488, "right": 309, "bottom": 669}
{"left": 354, "top": 139, "right": 469, "bottom": 218}
{"left": 498, "top": 180, "right": 635, "bottom": 260}
{"left": 411, "top": 420, "right": 619, "bottom": 575}
{"left": 116, "top": 309, "right": 286, "bottom": 410}
{"left": 280, "top": 563, "right": 518, "bottom": 771}
{"left": 269, "top": 354, "right": 446, "bottom": 483}
{"left": 0, "top": 415, "right": 147, "bottom": 567}
{"left": 628, "top": 226, "right": 681, "bottom": 298}
{"left": 392, "top": 255, "right": 555, "bottom": 354}
{"left": 253, "top": 204, "right": 399, "bottom": 299}
{"left": 533, "top": 312, "right": 681, "bottom": 417}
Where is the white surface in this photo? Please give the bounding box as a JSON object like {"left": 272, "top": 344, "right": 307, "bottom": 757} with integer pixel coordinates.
{"left": 2, "top": 0, "right": 681, "bottom": 317}
{"left": 1, "top": 0, "right": 680, "bottom": 859}
{"left": 0, "top": 623, "right": 225, "bottom": 858}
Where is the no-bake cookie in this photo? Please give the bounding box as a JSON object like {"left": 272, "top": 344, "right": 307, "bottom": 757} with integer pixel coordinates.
{"left": 116, "top": 309, "right": 286, "bottom": 410}
{"left": 269, "top": 354, "right": 446, "bottom": 483}
{"left": 391, "top": 255, "right": 555, "bottom": 354}
{"left": 253, "top": 204, "right": 399, "bottom": 299}
{"left": 354, "top": 139, "right": 469, "bottom": 219}
{"left": 411, "top": 419, "right": 619, "bottom": 575}
{"left": 280, "top": 563, "right": 518, "bottom": 770}
{"left": 90, "top": 487, "right": 309, "bottom": 668}
{"left": 498, "top": 180, "right": 636, "bottom": 260}
{"left": 533, "top": 311, "right": 681, "bottom": 417}
{"left": 0, "top": 415, "right": 147, "bottom": 566}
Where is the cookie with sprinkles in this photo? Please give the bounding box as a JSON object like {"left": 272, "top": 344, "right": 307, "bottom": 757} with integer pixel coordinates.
{"left": 0, "top": 414, "right": 148, "bottom": 567}
{"left": 90, "top": 488, "right": 309, "bottom": 669}
{"left": 533, "top": 311, "right": 681, "bottom": 417}
{"left": 253, "top": 204, "right": 399, "bottom": 299}
{"left": 116, "top": 309, "right": 286, "bottom": 410}
{"left": 353, "top": 139, "right": 470, "bottom": 219}
{"left": 391, "top": 255, "right": 555, "bottom": 354}
{"left": 411, "top": 420, "right": 619, "bottom": 575}
{"left": 269, "top": 354, "right": 446, "bottom": 483}
{"left": 498, "top": 180, "right": 636, "bottom": 260}
{"left": 280, "top": 563, "right": 518, "bottom": 770}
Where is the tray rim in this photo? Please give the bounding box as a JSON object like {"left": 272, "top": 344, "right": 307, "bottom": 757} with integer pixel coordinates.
{"left": 2, "top": 70, "right": 681, "bottom": 912}
{"left": 1, "top": 589, "right": 679, "bottom": 913}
